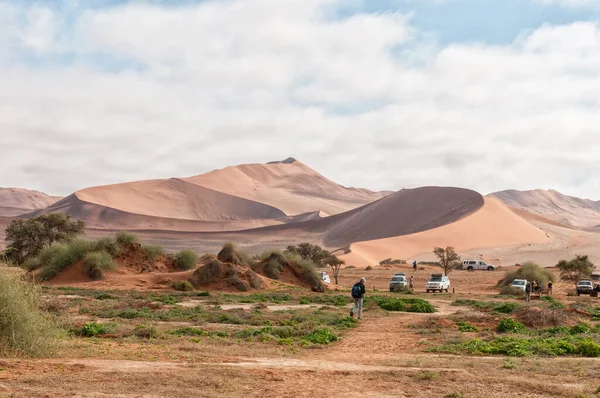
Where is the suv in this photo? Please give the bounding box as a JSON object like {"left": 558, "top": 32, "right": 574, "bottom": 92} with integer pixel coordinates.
{"left": 389, "top": 274, "right": 407, "bottom": 291}
{"left": 510, "top": 279, "right": 528, "bottom": 292}
{"left": 577, "top": 280, "right": 594, "bottom": 296}
{"left": 463, "top": 260, "right": 496, "bottom": 271}
{"left": 426, "top": 274, "right": 450, "bottom": 293}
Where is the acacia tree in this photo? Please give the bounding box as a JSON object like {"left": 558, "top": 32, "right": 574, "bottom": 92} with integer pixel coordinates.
{"left": 285, "top": 243, "right": 330, "bottom": 266}
{"left": 325, "top": 255, "right": 345, "bottom": 284}
{"left": 4, "top": 213, "right": 85, "bottom": 264}
{"left": 556, "top": 255, "right": 595, "bottom": 287}
{"left": 432, "top": 246, "right": 462, "bottom": 276}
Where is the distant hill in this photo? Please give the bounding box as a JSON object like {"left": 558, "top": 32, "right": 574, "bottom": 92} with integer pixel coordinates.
{"left": 29, "top": 159, "right": 391, "bottom": 230}
{"left": 0, "top": 188, "right": 61, "bottom": 217}
{"left": 488, "top": 189, "right": 600, "bottom": 228}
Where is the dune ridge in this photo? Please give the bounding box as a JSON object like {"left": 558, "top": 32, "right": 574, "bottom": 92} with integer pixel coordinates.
{"left": 0, "top": 188, "right": 61, "bottom": 216}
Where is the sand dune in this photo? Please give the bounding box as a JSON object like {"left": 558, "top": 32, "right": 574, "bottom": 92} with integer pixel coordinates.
{"left": 488, "top": 189, "right": 600, "bottom": 228}
{"left": 73, "top": 178, "right": 286, "bottom": 221}
{"left": 340, "top": 197, "right": 549, "bottom": 266}
{"left": 0, "top": 188, "right": 61, "bottom": 216}
{"left": 184, "top": 158, "right": 390, "bottom": 216}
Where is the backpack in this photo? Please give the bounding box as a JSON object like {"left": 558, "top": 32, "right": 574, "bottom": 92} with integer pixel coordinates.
{"left": 351, "top": 283, "right": 362, "bottom": 298}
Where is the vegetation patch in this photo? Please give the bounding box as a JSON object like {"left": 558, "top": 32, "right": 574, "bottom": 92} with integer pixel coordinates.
{"left": 453, "top": 300, "right": 519, "bottom": 315}
{"left": 497, "top": 262, "right": 555, "bottom": 287}
{"left": 83, "top": 251, "right": 117, "bottom": 280}
{"left": 368, "top": 297, "right": 435, "bottom": 313}
{"left": 174, "top": 250, "right": 198, "bottom": 270}
{"left": 171, "top": 280, "right": 194, "bottom": 291}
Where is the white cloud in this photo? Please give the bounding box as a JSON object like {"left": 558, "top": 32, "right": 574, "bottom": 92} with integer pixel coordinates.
{"left": 532, "top": 0, "right": 599, "bottom": 8}
{"left": 1, "top": 1, "right": 600, "bottom": 199}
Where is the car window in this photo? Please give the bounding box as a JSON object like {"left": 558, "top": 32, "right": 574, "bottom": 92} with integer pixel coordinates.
{"left": 512, "top": 281, "right": 525, "bottom": 286}
{"left": 480, "top": 262, "right": 487, "bottom": 265}
{"left": 469, "top": 261, "right": 476, "bottom": 265}
{"left": 430, "top": 277, "right": 442, "bottom": 282}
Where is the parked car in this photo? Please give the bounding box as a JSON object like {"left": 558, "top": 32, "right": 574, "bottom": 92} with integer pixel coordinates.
{"left": 389, "top": 274, "right": 407, "bottom": 291}
{"left": 463, "top": 260, "right": 496, "bottom": 271}
{"left": 426, "top": 274, "right": 450, "bottom": 293}
{"left": 577, "top": 280, "right": 594, "bottom": 296}
{"left": 592, "top": 272, "right": 600, "bottom": 283}
{"left": 319, "top": 272, "right": 331, "bottom": 284}
{"left": 510, "top": 279, "right": 528, "bottom": 292}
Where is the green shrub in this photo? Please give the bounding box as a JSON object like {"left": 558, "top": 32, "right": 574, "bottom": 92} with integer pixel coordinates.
{"left": 0, "top": 272, "right": 58, "bottom": 356}
{"left": 94, "top": 237, "right": 121, "bottom": 258}
{"left": 495, "top": 303, "right": 519, "bottom": 314}
{"left": 142, "top": 245, "right": 164, "bottom": 261}
{"left": 83, "top": 252, "right": 117, "bottom": 280}
{"left": 168, "top": 327, "right": 229, "bottom": 337}
{"left": 453, "top": 300, "right": 519, "bottom": 314}
{"left": 497, "top": 318, "right": 527, "bottom": 334}
{"left": 133, "top": 324, "right": 158, "bottom": 339}
{"left": 456, "top": 321, "right": 479, "bottom": 332}
{"left": 38, "top": 239, "right": 95, "bottom": 281}
{"left": 171, "top": 280, "right": 194, "bottom": 291}
{"left": 303, "top": 328, "right": 339, "bottom": 345}
{"left": 570, "top": 324, "right": 591, "bottom": 335}
{"left": 174, "top": 250, "right": 198, "bottom": 270}
{"left": 115, "top": 231, "right": 139, "bottom": 246}
{"left": 500, "top": 286, "right": 524, "bottom": 296}
{"left": 217, "top": 242, "right": 247, "bottom": 266}
{"left": 497, "top": 262, "right": 555, "bottom": 287}
{"left": 80, "top": 322, "right": 107, "bottom": 337}
{"left": 369, "top": 297, "right": 435, "bottom": 313}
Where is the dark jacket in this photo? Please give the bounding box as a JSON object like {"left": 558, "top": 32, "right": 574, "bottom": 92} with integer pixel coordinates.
{"left": 525, "top": 284, "right": 531, "bottom": 293}
{"left": 353, "top": 282, "right": 366, "bottom": 298}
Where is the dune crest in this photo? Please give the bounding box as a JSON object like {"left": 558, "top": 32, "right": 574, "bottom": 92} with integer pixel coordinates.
{"left": 0, "top": 187, "right": 61, "bottom": 217}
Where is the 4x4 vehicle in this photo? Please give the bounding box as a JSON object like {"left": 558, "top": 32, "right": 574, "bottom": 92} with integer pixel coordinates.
{"left": 389, "top": 274, "right": 407, "bottom": 291}
{"left": 463, "top": 260, "right": 496, "bottom": 271}
{"left": 426, "top": 274, "right": 450, "bottom": 293}
{"left": 319, "top": 272, "right": 331, "bottom": 284}
{"left": 510, "top": 279, "right": 528, "bottom": 292}
{"left": 577, "top": 280, "right": 594, "bottom": 296}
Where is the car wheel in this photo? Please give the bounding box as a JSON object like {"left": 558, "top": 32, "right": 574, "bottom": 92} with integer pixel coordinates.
{"left": 577, "top": 292, "right": 580, "bottom": 296}
{"left": 487, "top": 266, "right": 494, "bottom": 271}
{"left": 446, "top": 288, "right": 449, "bottom": 293}
{"left": 467, "top": 266, "right": 474, "bottom": 271}
{"left": 426, "top": 289, "right": 429, "bottom": 293}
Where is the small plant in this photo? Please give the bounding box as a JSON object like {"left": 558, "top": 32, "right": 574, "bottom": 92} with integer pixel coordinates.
{"left": 444, "top": 393, "right": 463, "bottom": 398}
{"left": 80, "top": 322, "right": 107, "bottom": 337}
{"left": 94, "top": 237, "right": 121, "bottom": 258}
{"left": 171, "top": 280, "right": 194, "bottom": 292}
{"left": 115, "top": 231, "right": 139, "bottom": 246}
{"left": 365, "top": 265, "right": 373, "bottom": 271}
{"left": 413, "top": 371, "right": 439, "bottom": 381}
{"left": 456, "top": 321, "right": 478, "bottom": 332}
{"left": 497, "top": 318, "right": 527, "bottom": 334}
{"left": 133, "top": 324, "right": 158, "bottom": 339}
{"left": 303, "top": 328, "right": 339, "bottom": 345}
{"left": 502, "top": 359, "right": 517, "bottom": 369}
{"left": 142, "top": 245, "right": 164, "bottom": 261}
{"left": 174, "top": 250, "right": 198, "bottom": 270}
{"left": 83, "top": 251, "right": 117, "bottom": 280}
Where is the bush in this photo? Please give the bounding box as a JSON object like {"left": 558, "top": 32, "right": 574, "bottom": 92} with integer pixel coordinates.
{"left": 38, "top": 239, "right": 95, "bottom": 281}
{"left": 370, "top": 297, "right": 435, "bottom": 313}
{"left": 0, "top": 272, "right": 58, "bottom": 356}
{"left": 94, "top": 237, "right": 121, "bottom": 258}
{"left": 142, "top": 245, "right": 164, "bottom": 261}
{"left": 174, "top": 250, "right": 198, "bottom": 270}
{"left": 80, "top": 322, "right": 108, "bottom": 337}
{"left": 115, "top": 231, "right": 139, "bottom": 246}
{"left": 228, "top": 274, "right": 250, "bottom": 292}
{"left": 500, "top": 286, "right": 524, "bottom": 296}
{"left": 497, "top": 318, "right": 527, "bottom": 334}
{"left": 365, "top": 265, "right": 373, "bottom": 271}
{"left": 515, "top": 307, "right": 572, "bottom": 329}
{"left": 392, "top": 285, "right": 413, "bottom": 294}
{"left": 83, "top": 252, "right": 117, "bottom": 280}
{"left": 133, "top": 324, "right": 158, "bottom": 339}
{"left": 171, "top": 280, "right": 194, "bottom": 291}
{"left": 303, "top": 328, "right": 339, "bottom": 345}
{"left": 217, "top": 242, "right": 247, "bottom": 266}
{"left": 456, "top": 321, "right": 478, "bottom": 332}
{"left": 250, "top": 275, "right": 263, "bottom": 289}
{"left": 497, "top": 262, "right": 555, "bottom": 287}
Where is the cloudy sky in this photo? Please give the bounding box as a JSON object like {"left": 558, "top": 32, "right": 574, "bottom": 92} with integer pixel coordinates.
{"left": 1, "top": 0, "right": 600, "bottom": 198}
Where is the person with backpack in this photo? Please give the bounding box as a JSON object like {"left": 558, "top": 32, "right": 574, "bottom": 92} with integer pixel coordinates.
{"left": 525, "top": 282, "right": 531, "bottom": 302}
{"left": 350, "top": 278, "right": 366, "bottom": 320}
{"left": 413, "top": 261, "right": 417, "bottom": 271}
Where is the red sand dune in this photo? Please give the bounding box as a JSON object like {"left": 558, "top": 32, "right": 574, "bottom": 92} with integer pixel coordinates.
{"left": 184, "top": 158, "right": 389, "bottom": 216}
{"left": 0, "top": 188, "right": 61, "bottom": 217}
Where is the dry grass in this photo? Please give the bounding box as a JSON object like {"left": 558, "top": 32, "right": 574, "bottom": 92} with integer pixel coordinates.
{"left": 515, "top": 306, "right": 573, "bottom": 329}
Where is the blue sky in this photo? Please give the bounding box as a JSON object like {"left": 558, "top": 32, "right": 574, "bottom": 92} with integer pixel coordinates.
{"left": 1, "top": 0, "right": 600, "bottom": 198}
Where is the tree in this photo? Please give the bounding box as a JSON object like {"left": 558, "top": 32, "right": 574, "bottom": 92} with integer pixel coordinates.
{"left": 325, "top": 255, "right": 345, "bottom": 284}
{"left": 556, "top": 255, "right": 595, "bottom": 287}
{"left": 4, "top": 213, "right": 85, "bottom": 264}
{"left": 285, "top": 243, "right": 330, "bottom": 267}
{"left": 432, "top": 246, "right": 461, "bottom": 276}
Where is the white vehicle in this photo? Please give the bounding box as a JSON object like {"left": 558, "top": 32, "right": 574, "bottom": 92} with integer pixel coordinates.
{"left": 319, "top": 272, "right": 331, "bottom": 284}
{"left": 463, "top": 260, "right": 496, "bottom": 271}
{"left": 426, "top": 274, "right": 450, "bottom": 293}
{"left": 510, "top": 279, "right": 528, "bottom": 292}
{"left": 389, "top": 275, "right": 408, "bottom": 291}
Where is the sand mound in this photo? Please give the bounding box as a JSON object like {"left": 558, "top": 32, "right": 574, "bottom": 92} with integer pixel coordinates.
{"left": 253, "top": 252, "right": 325, "bottom": 292}
{"left": 184, "top": 159, "right": 389, "bottom": 216}
{"left": 189, "top": 259, "right": 265, "bottom": 292}
{"left": 489, "top": 189, "right": 600, "bottom": 228}
{"left": 0, "top": 188, "right": 61, "bottom": 216}
{"left": 341, "top": 197, "right": 549, "bottom": 266}
{"left": 115, "top": 243, "right": 177, "bottom": 274}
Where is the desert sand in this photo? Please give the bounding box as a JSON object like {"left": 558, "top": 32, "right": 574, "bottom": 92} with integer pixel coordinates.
{"left": 489, "top": 188, "right": 600, "bottom": 228}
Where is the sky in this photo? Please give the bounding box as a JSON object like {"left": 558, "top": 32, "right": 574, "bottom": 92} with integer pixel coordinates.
{"left": 1, "top": 0, "right": 600, "bottom": 198}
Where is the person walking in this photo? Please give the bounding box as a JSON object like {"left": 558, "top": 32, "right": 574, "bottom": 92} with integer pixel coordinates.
{"left": 409, "top": 275, "right": 414, "bottom": 291}
{"left": 413, "top": 261, "right": 417, "bottom": 271}
{"left": 548, "top": 281, "right": 553, "bottom": 296}
{"left": 525, "top": 282, "right": 531, "bottom": 302}
{"left": 350, "top": 278, "right": 366, "bottom": 320}
{"left": 530, "top": 280, "right": 535, "bottom": 294}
